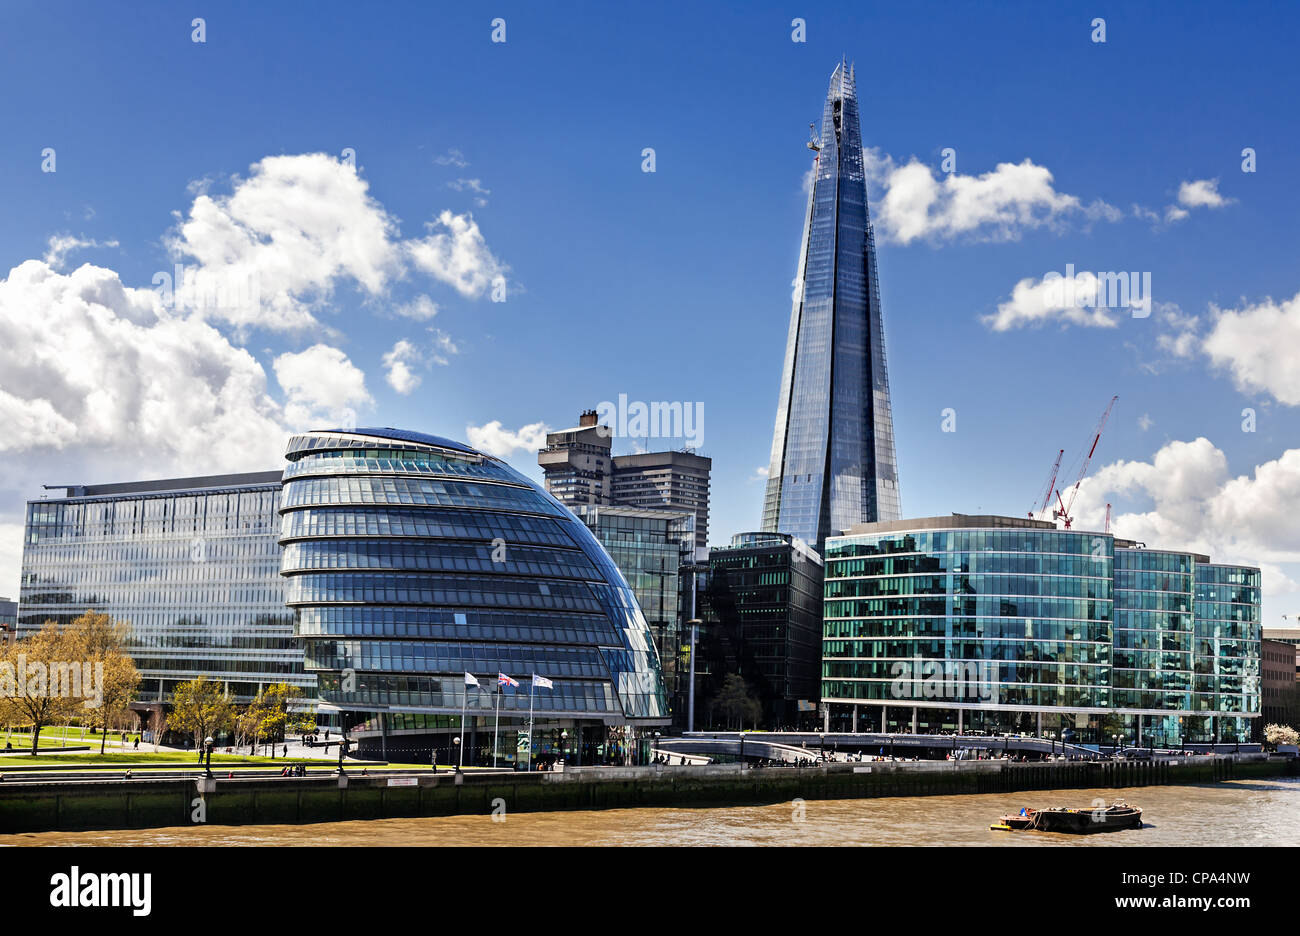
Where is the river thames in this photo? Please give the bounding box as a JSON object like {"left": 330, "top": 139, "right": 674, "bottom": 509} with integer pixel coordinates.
{"left": 5, "top": 777, "right": 1298, "bottom": 846}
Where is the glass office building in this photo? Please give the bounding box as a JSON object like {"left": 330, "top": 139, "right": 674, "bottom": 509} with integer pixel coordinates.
{"left": 280, "top": 428, "right": 669, "bottom": 764}
{"left": 571, "top": 504, "right": 694, "bottom": 726}
{"left": 822, "top": 514, "right": 1260, "bottom": 745}
{"left": 762, "top": 60, "right": 901, "bottom": 550}
{"left": 18, "top": 473, "right": 307, "bottom": 703}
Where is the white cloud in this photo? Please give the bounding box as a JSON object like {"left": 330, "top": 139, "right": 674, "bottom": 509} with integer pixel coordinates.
{"left": 382, "top": 340, "right": 423, "bottom": 395}
{"left": 392, "top": 295, "right": 440, "bottom": 320}
{"left": 406, "top": 211, "right": 507, "bottom": 298}
{"left": 273, "top": 344, "right": 372, "bottom": 427}
{"left": 434, "top": 148, "right": 469, "bottom": 168}
{"left": 1178, "top": 178, "right": 1233, "bottom": 210}
{"left": 1201, "top": 290, "right": 1300, "bottom": 405}
{"left": 1073, "top": 438, "right": 1300, "bottom": 595}
{"left": 165, "top": 154, "right": 510, "bottom": 333}
{"left": 43, "top": 235, "right": 119, "bottom": 271}
{"left": 447, "top": 178, "right": 491, "bottom": 206}
{"left": 167, "top": 153, "right": 403, "bottom": 332}
{"left": 465, "top": 420, "right": 549, "bottom": 458}
{"left": 0, "top": 522, "right": 23, "bottom": 597}
{"left": 1138, "top": 413, "right": 1153, "bottom": 431}
{"left": 864, "top": 149, "right": 1109, "bottom": 245}
{"left": 983, "top": 272, "right": 1122, "bottom": 332}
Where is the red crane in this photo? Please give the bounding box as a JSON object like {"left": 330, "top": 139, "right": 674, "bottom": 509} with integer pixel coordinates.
{"left": 1054, "top": 395, "right": 1119, "bottom": 530}
{"left": 1030, "top": 449, "right": 1065, "bottom": 520}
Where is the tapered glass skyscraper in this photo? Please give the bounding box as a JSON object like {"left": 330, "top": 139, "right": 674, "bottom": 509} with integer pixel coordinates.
{"left": 761, "top": 61, "right": 901, "bottom": 550}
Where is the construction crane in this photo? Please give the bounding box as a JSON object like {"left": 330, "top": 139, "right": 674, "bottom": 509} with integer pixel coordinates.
{"left": 1054, "top": 395, "right": 1119, "bottom": 530}
{"left": 1029, "top": 449, "right": 1065, "bottom": 520}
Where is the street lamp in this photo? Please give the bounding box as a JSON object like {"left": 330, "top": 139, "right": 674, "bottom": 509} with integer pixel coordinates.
{"left": 653, "top": 730, "right": 661, "bottom": 766}
{"left": 453, "top": 735, "right": 461, "bottom": 772}
{"left": 204, "top": 735, "right": 214, "bottom": 778}
{"left": 818, "top": 733, "right": 825, "bottom": 763}
{"left": 560, "top": 730, "right": 568, "bottom": 766}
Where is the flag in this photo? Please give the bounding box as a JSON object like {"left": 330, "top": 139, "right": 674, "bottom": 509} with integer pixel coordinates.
{"left": 498, "top": 673, "right": 519, "bottom": 688}
{"left": 465, "top": 672, "right": 479, "bottom": 687}
{"left": 533, "top": 675, "right": 553, "bottom": 690}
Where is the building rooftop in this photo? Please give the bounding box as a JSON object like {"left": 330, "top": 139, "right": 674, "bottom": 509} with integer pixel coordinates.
{"left": 42, "top": 470, "right": 284, "bottom": 500}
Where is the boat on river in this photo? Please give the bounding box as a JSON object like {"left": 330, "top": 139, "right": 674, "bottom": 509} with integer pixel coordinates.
{"left": 990, "top": 802, "right": 1143, "bottom": 834}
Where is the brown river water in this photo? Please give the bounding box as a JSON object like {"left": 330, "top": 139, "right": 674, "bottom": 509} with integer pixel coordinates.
{"left": 6, "top": 777, "right": 1298, "bottom": 846}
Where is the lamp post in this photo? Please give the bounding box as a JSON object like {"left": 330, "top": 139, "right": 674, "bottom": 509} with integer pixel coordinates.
{"left": 560, "top": 730, "right": 568, "bottom": 766}
{"left": 889, "top": 734, "right": 895, "bottom": 761}
{"left": 204, "top": 735, "right": 214, "bottom": 778}
{"left": 818, "top": 733, "right": 824, "bottom": 763}
{"left": 653, "top": 730, "right": 661, "bottom": 766}
{"left": 454, "top": 735, "right": 461, "bottom": 772}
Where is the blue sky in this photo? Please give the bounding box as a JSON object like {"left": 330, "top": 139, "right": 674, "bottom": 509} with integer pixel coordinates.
{"left": 2, "top": 0, "right": 1299, "bottom": 624}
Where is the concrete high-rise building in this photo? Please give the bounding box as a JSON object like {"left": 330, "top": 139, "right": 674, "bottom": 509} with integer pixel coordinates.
{"left": 539, "top": 409, "right": 712, "bottom": 555}
{"left": 761, "top": 61, "right": 901, "bottom": 551}
{"left": 537, "top": 410, "right": 612, "bottom": 507}
{"left": 610, "top": 451, "right": 711, "bottom": 555}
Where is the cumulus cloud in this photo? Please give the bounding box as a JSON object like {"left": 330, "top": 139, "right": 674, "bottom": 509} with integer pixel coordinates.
{"left": 382, "top": 340, "right": 423, "bottom": 395}
{"left": 406, "top": 211, "right": 507, "bottom": 298}
{"left": 165, "top": 153, "right": 509, "bottom": 332}
{"left": 1177, "top": 178, "right": 1233, "bottom": 210}
{"left": 446, "top": 178, "right": 491, "bottom": 206}
{"left": 863, "top": 149, "right": 1112, "bottom": 245}
{"left": 392, "top": 295, "right": 440, "bottom": 320}
{"left": 0, "top": 260, "right": 288, "bottom": 467}
{"left": 1072, "top": 438, "right": 1300, "bottom": 594}
{"left": 273, "top": 344, "right": 372, "bottom": 427}
{"left": 434, "top": 148, "right": 469, "bottom": 168}
{"left": 983, "top": 271, "right": 1126, "bottom": 331}
{"left": 465, "top": 420, "right": 549, "bottom": 458}
{"left": 1201, "top": 290, "right": 1300, "bottom": 406}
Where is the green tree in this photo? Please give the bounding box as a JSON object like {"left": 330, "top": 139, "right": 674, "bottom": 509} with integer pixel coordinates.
{"left": 169, "top": 677, "right": 235, "bottom": 761}
{"left": 1264, "top": 723, "right": 1299, "bottom": 748}
{"left": 0, "top": 621, "right": 84, "bottom": 754}
{"left": 715, "top": 674, "right": 762, "bottom": 731}
{"left": 64, "top": 610, "right": 142, "bottom": 754}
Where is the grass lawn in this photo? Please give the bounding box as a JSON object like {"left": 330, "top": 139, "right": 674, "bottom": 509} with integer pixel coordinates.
{"left": 0, "top": 751, "right": 341, "bottom": 769}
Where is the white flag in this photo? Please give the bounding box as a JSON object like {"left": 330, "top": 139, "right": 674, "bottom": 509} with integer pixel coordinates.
{"left": 465, "top": 672, "right": 479, "bottom": 687}
{"left": 533, "top": 675, "right": 553, "bottom": 690}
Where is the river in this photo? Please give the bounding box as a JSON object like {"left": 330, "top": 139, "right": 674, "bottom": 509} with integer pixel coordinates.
{"left": 6, "top": 777, "right": 1298, "bottom": 846}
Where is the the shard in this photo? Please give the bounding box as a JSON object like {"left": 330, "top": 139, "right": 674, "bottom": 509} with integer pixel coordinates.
{"left": 761, "top": 61, "right": 901, "bottom": 550}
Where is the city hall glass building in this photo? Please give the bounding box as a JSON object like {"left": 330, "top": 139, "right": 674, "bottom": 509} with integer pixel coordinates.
{"left": 279, "top": 428, "right": 669, "bottom": 764}
{"left": 822, "top": 515, "right": 1261, "bottom": 746}
{"left": 761, "top": 61, "right": 901, "bottom": 550}
{"left": 18, "top": 473, "right": 307, "bottom": 702}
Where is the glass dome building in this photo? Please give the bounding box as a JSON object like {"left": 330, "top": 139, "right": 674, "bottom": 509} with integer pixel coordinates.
{"left": 279, "top": 428, "right": 668, "bottom": 764}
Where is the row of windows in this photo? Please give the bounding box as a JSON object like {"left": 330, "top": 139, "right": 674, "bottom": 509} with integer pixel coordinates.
{"left": 825, "top": 596, "right": 1114, "bottom": 622}
{"left": 827, "top": 574, "right": 1112, "bottom": 600}
{"left": 279, "top": 506, "right": 575, "bottom": 548}
{"left": 824, "top": 617, "right": 1110, "bottom": 642}
{"left": 314, "top": 673, "right": 624, "bottom": 714}
{"left": 286, "top": 573, "right": 604, "bottom": 612}
{"left": 295, "top": 606, "right": 621, "bottom": 647}
{"left": 827, "top": 531, "right": 1109, "bottom": 559}
{"left": 282, "top": 476, "right": 564, "bottom": 516}
{"left": 280, "top": 539, "right": 599, "bottom": 580}
{"left": 822, "top": 678, "right": 1260, "bottom": 712}
{"left": 827, "top": 552, "right": 1112, "bottom": 579}
{"left": 823, "top": 639, "right": 1110, "bottom": 664}
{"left": 303, "top": 640, "right": 608, "bottom": 679}
{"left": 284, "top": 454, "right": 518, "bottom": 484}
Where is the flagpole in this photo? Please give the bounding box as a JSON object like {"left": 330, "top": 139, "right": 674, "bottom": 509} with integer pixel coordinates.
{"left": 459, "top": 676, "right": 469, "bottom": 771}
{"left": 493, "top": 681, "right": 502, "bottom": 768}
{"left": 527, "top": 678, "right": 536, "bottom": 771}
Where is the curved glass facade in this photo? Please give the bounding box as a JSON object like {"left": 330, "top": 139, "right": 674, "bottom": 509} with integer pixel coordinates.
{"left": 823, "top": 517, "right": 1260, "bottom": 745}
{"left": 279, "top": 428, "right": 668, "bottom": 762}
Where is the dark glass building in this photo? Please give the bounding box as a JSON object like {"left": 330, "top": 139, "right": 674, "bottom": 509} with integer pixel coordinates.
{"left": 822, "top": 514, "right": 1260, "bottom": 746}
{"left": 18, "top": 473, "right": 306, "bottom": 702}
{"left": 279, "top": 428, "right": 669, "bottom": 765}
{"left": 762, "top": 61, "right": 902, "bottom": 550}
{"left": 703, "top": 533, "right": 825, "bottom": 729}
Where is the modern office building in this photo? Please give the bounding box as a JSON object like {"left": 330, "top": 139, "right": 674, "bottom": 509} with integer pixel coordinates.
{"left": 821, "top": 514, "right": 1261, "bottom": 746}
{"left": 610, "top": 451, "right": 711, "bottom": 555}
{"left": 17, "top": 473, "right": 308, "bottom": 703}
{"left": 572, "top": 504, "right": 695, "bottom": 726}
{"left": 539, "top": 409, "right": 712, "bottom": 556}
{"left": 761, "top": 60, "right": 902, "bottom": 550}
{"left": 280, "top": 427, "right": 670, "bottom": 765}
{"left": 1261, "top": 638, "right": 1299, "bottom": 737}
{"left": 0, "top": 597, "right": 16, "bottom": 642}
{"left": 1263, "top": 626, "right": 1300, "bottom": 677}
{"left": 703, "top": 533, "right": 824, "bottom": 729}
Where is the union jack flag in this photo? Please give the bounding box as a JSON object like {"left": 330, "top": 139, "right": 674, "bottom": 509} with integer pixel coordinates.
{"left": 498, "top": 672, "right": 519, "bottom": 688}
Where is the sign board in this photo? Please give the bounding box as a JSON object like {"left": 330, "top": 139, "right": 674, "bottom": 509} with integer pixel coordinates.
{"left": 387, "top": 777, "right": 419, "bottom": 787}
{"left": 796, "top": 700, "right": 816, "bottom": 712}
{"left": 517, "top": 734, "right": 531, "bottom": 753}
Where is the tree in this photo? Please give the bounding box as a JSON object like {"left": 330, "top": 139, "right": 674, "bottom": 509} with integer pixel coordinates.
{"left": 62, "top": 611, "right": 141, "bottom": 754}
{"left": 169, "top": 677, "right": 235, "bottom": 761}
{"left": 236, "top": 684, "right": 302, "bottom": 756}
{"left": 1264, "top": 723, "right": 1299, "bottom": 748}
{"left": 715, "top": 674, "right": 762, "bottom": 731}
{"left": 0, "top": 622, "right": 84, "bottom": 754}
